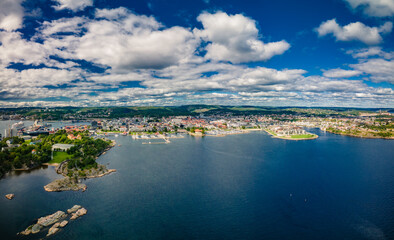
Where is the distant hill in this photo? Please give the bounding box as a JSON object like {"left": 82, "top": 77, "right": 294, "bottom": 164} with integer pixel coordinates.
{"left": 0, "top": 105, "right": 392, "bottom": 120}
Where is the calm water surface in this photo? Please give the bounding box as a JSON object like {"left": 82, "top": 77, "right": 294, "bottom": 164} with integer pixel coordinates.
{"left": 0, "top": 128, "right": 393, "bottom": 240}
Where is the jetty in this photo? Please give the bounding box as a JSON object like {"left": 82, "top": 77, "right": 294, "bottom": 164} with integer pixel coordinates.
{"left": 142, "top": 135, "right": 171, "bottom": 144}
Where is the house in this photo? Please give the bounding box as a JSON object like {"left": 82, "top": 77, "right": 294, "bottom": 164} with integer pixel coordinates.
{"left": 67, "top": 134, "right": 82, "bottom": 140}
{"left": 52, "top": 143, "right": 74, "bottom": 151}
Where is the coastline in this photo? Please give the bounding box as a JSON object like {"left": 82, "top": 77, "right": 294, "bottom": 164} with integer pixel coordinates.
{"left": 325, "top": 129, "right": 394, "bottom": 140}
{"left": 205, "top": 128, "right": 263, "bottom": 137}
{"left": 44, "top": 139, "right": 116, "bottom": 192}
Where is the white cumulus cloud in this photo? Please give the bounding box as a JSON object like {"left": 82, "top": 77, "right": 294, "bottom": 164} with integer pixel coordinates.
{"left": 343, "top": 0, "right": 394, "bottom": 17}
{"left": 351, "top": 58, "right": 394, "bottom": 84}
{"left": 322, "top": 68, "right": 362, "bottom": 78}
{"left": 75, "top": 11, "right": 198, "bottom": 71}
{"left": 52, "top": 0, "right": 93, "bottom": 12}
{"left": 0, "top": 31, "right": 50, "bottom": 66}
{"left": 195, "top": 11, "right": 290, "bottom": 63}
{"left": 0, "top": 0, "right": 24, "bottom": 31}
{"left": 347, "top": 47, "right": 394, "bottom": 59}
{"left": 317, "top": 19, "right": 392, "bottom": 45}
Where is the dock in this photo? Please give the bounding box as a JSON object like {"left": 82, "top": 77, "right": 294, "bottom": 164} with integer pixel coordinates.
{"left": 142, "top": 136, "right": 170, "bottom": 144}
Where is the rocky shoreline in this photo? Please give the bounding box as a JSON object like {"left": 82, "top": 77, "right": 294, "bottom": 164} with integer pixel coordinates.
{"left": 44, "top": 177, "right": 87, "bottom": 192}
{"left": 44, "top": 141, "right": 116, "bottom": 192}
{"left": 19, "top": 205, "right": 87, "bottom": 238}
{"left": 44, "top": 163, "right": 116, "bottom": 192}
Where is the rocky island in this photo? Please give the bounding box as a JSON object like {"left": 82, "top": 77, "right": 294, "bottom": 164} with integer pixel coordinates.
{"left": 5, "top": 193, "right": 14, "bottom": 200}
{"left": 19, "top": 205, "right": 87, "bottom": 237}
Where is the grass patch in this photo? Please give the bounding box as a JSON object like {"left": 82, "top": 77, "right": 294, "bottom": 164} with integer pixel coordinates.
{"left": 49, "top": 151, "right": 72, "bottom": 164}
{"left": 290, "top": 134, "right": 316, "bottom": 139}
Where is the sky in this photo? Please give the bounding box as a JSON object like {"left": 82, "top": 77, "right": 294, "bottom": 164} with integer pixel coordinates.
{"left": 0, "top": 0, "right": 393, "bottom": 108}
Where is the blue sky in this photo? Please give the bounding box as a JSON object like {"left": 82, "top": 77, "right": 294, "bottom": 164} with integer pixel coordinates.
{"left": 0, "top": 0, "right": 393, "bottom": 107}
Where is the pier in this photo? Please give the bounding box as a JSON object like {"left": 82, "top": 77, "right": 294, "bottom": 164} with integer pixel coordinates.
{"left": 142, "top": 135, "right": 171, "bottom": 144}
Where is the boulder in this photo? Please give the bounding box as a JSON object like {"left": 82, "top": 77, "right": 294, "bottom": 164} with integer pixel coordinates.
{"left": 70, "top": 208, "right": 87, "bottom": 220}
{"left": 67, "top": 205, "right": 82, "bottom": 213}
{"left": 77, "top": 208, "right": 87, "bottom": 216}
{"left": 31, "top": 224, "right": 42, "bottom": 234}
{"left": 59, "top": 220, "right": 68, "bottom": 228}
{"left": 5, "top": 194, "right": 14, "bottom": 200}
{"left": 37, "top": 211, "right": 66, "bottom": 227}
{"left": 47, "top": 226, "right": 59, "bottom": 237}
{"left": 19, "top": 207, "right": 83, "bottom": 236}
{"left": 19, "top": 225, "right": 33, "bottom": 235}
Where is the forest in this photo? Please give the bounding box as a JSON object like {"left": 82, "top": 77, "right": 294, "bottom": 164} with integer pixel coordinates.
{"left": 0, "top": 130, "right": 111, "bottom": 178}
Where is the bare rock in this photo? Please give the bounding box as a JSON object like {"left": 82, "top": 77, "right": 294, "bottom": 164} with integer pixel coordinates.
{"left": 67, "top": 205, "right": 81, "bottom": 214}
{"left": 47, "top": 226, "right": 60, "bottom": 237}
{"left": 19, "top": 225, "right": 33, "bottom": 235}
{"left": 31, "top": 224, "right": 42, "bottom": 234}
{"left": 5, "top": 194, "right": 14, "bottom": 200}
{"left": 70, "top": 208, "right": 87, "bottom": 220}
{"left": 59, "top": 220, "right": 68, "bottom": 228}
{"left": 44, "top": 177, "right": 87, "bottom": 192}
{"left": 37, "top": 211, "right": 66, "bottom": 227}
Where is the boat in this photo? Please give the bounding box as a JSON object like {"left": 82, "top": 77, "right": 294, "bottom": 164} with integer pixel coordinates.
{"left": 24, "top": 130, "right": 50, "bottom": 136}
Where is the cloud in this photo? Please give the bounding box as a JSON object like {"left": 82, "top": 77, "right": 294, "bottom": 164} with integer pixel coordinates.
{"left": 52, "top": 0, "right": 93, "bottom": 12}
{"left": 37, "top": 8, "right": 199, "bottom": 72}
{"left": 322, "top": 68, "right": 362, "bottom": 78}
{"left": 351, "top": 58, "right": 394, "bottom": 84}
{"left": 317, "top": 19, "right": 392, "bottom": 45}
{"left": 227, "top": 67, "right": 306, "bottom": 90}
{"left": 343, "top": 0, "right": 394, "bottom": 17}
{"left": 0, "top": 3, "right": 393, "bottom": 108}
{"left": 195, "top": 11, "right": 290, "bottom": 63}
{"left": 0, "top": 67, "right": 82, "bottom": 89}
{"left": 95, "top": 7, "right": 131, "bottom": 20}
{"left": 38, "top": 17, "right": 87, "bottom": 36}
{"left": 0, "top": 0, "right": 24, "bottom": 31}
{"left": 295, "top": 76, "right": 368, "bottom": 93}
{"left": 347, "top": 47, "right": 394, "bottom": 59}
{"left": 0, "top": 31, "right": 50, "bottom": 66}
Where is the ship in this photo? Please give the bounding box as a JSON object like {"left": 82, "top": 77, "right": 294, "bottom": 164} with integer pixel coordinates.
{"left": 24, "top": 130, "right": 50, "bottom": 136}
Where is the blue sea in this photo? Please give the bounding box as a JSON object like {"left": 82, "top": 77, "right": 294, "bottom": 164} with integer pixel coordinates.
{"left": 0, "top": 125, "right": 393, "bottom": 239}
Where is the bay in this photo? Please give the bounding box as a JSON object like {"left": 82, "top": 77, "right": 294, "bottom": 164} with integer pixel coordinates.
{"left": 0, "top": 128, "right": 393, "bottom": 240}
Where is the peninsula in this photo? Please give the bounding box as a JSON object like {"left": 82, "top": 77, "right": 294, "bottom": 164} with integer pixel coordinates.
{"left": 0, "top": 128, "right": 115, "bottom": 191}
{"left": 42, "top": 130, "right": 115, "bottom": 192}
